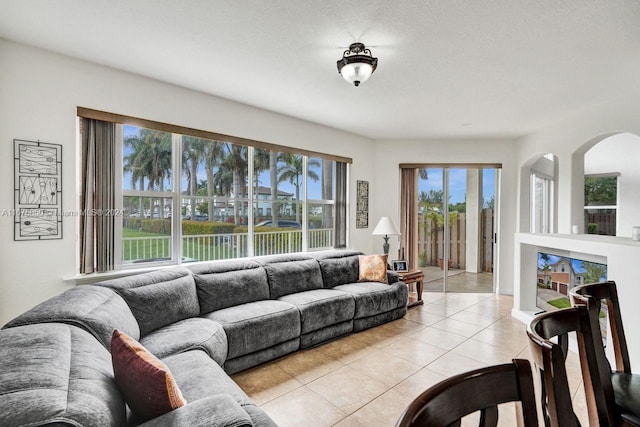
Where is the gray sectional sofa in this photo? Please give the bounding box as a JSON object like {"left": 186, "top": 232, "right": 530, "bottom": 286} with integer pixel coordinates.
{"left": 0, "top": 249, "right": 408, "bottom": 426}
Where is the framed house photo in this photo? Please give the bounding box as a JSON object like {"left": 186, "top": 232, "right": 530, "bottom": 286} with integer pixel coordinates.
{"left": 392, "top": 260, "right": 408, "bottom": 272}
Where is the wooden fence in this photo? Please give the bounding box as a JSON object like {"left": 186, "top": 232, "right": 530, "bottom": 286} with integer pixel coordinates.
{"left": 585, "top": 211, "right": 616, "bottom": 236}
{"left": 417, "top": 209, "right": 494, "bottom": 272}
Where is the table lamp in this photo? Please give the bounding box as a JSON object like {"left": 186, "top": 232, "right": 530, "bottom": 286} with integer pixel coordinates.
{"left": 372, "top": 217, "right": 400, "bottom": 255}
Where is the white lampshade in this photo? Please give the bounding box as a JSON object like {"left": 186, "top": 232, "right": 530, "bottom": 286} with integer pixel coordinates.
{"left": 372, "top": 217, "right": 400, "bottom": 236}
{"left": 339, "top": 62, "right": 373, "bottom": 87}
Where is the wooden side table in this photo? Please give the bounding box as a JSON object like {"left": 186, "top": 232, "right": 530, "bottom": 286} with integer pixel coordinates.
{"left": 398, "top": 270, "right": 424, "bottom": 307}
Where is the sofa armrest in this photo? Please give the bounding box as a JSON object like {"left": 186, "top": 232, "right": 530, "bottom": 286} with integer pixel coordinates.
{"left": 387, "top": 270, "right": 399, "bottom": 284}
{"left": 138, "top": 394, "right": 253, "bottom": 427}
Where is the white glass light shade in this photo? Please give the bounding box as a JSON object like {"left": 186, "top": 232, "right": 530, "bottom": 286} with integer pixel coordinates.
{"left": 372, "top": 217, "right": 400, "bottom": 236}
{"left": 340, "top": 62, "right": 373, "bottom": 86}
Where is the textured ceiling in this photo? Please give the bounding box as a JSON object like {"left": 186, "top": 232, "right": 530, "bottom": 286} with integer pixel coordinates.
{"left": 2, "top": 0, "right": 640, "bottom": 139}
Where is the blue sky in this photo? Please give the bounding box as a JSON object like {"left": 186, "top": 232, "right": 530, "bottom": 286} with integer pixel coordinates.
{"left": 418, "top": 167, "right": 496, "bottom": 205}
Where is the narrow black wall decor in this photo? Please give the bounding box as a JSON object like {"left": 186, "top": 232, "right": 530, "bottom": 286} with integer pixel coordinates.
{"left": 13, "top": 139, "right": 62, "bottom": 240}
{"left": 356, "top": 180, "right": 369, "bottom": 228}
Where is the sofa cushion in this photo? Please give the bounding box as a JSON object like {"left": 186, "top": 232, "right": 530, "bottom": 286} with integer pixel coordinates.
{"left": 2, "top": 285, "right": 140, "bottom": 347}
{"left": 279, "top": 289, "right": 355, "bottom": 334}
{"left": 204, "top": 300, "right": 300, "bottom": 359}
{"left": 163, "top": 350, "right": 254, "bottom": 406}
{"left": 111, "top": 330, "right": 186, "bottom": 422}
{"left": 160, "top": 350, "right": 278, "bottom": 425}
{"left": 358, "top": 254, "right": 388, "bottom": 283}
{"left": 333, "top": 282, "right": 408, "bottom": 319}
{"left": 97, "top": 267, "right": 199, "bottom": 336}
{"left": 313, "top": 250, "right": 362, "bottom": 288}
{"left": 188, "top": 259, "right": 270, "bottom": 314}
{"left": 259, "top": 256, "right": 324, "bottom": 299}
{"left": 0, "top": 323, "right": 126, "bottom": 427}
{"left": 140, "top": 317, "right": 227, "bottom": 366}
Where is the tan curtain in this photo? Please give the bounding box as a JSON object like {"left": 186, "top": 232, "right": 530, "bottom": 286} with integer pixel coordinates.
{"left": 334, "top": 162, "right": 348, "bottom": 248}
{"left": 80, "top": 118, "right": 116, "bottom": 273}
{"left": 400, "top": 168, "right": 418, "bottom": 271}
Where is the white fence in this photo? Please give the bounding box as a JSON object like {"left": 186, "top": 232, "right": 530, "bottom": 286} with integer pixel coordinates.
{"left": 123, "top": 228, "right": 333, "bottom": 263}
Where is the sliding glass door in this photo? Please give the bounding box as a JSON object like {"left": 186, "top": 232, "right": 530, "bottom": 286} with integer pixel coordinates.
{"left": 418, "top": 166, "right": 499, "bottom": 293}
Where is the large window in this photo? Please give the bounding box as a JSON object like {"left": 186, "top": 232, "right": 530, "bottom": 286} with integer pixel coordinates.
{"left": 79, "top": 109, "right": 350, "bottom": 273}
{"left": 119, "top": 126, "right": 341, "bottom": 266}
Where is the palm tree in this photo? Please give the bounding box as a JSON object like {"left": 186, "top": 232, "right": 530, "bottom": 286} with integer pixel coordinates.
{"left": 181, "top": 136, "right": 226, "bottom": 220}
{"left": 123, "top": 129, "right": 171, "bottom": 218}
{"left": 269, "top": 151, "right": 279, "bottom": 226}
{"left": 123, "top": 134, "right": 147, "bottom": 217}
{"left": 278, "top": 154, "right": 320, "bottom": 223}
{"left": 203, "top": 141, "right": 225, "bottom": 220}
{"left": 321, "top": 159, "right": 333, "bottom": 228}
{"left": 182, "top": 136, "right": 206, "bottom": 219}
{"left": 139, "top": 130, "right": 171, "bottom": 218}
{"left": 253, "top": 148, "right": 269, "bottom": 220}
{"left": 123, "top": 136, "right": 146, "bottom": 191}
{"left": 138, "top": 129, "right": 172, "bottom": 192}
{"left": 213, "top": 143, "right": 248, "bottom": 224}
{"left": 213, "top": 164, "right": 233, "bottom": 196}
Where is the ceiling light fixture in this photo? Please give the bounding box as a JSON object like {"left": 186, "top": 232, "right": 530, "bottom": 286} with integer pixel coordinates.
{"left": 337, "top": 42, "right": 378, "bottom": 87}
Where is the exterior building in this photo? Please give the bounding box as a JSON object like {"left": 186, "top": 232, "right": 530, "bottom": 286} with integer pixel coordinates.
{"left": 537, "top": 257, "right": 584, "bottom": 295}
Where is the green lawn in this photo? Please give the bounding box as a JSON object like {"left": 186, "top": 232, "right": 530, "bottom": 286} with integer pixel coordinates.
{"left": 122, "top": 226, "right": 313, "bottom": 262}
{"left": 122, "top": 228, "right": 239, "bottom": 262}
{"left": 122, "top": 228, "right": 171, "bottom": 261}
{"left": 123, "top": 228, "right": 164, "bottom": 238}
{"left": 547, "top": 297, "right": 571, "bottom": 310}
{"left": 547, "top": 296, "right": 605, "bottom": 317}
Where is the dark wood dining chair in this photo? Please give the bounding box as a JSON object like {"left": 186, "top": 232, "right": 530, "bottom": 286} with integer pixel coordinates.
{"left": 570, "top": 281, "right": 640, "bottom": 426}
{"left": 395, "top": 359, "right": 538, "bottom": 427}
{"left": 527, "top": 306, "right": 593, "bottom": 427}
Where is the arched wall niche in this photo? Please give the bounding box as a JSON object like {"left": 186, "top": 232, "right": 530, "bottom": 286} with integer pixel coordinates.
{"left": 571, "top": 131, "right": 640, "bottom": 236}
{"left": 518, "top": 152, "right": 558, "bottom": 233}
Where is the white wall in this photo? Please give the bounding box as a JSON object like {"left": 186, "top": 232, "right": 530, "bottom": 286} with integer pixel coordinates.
{"left": 371, "top": 139, "right": 518, "bottom": 294}
{"left": 584, "top": 132, "right": 640, "bottom": 237}
{"left": 516, "top": 95, "right": 640, "bottom": 235}
{"left": 0, "top": 39, "right": 376, "bottom": 325}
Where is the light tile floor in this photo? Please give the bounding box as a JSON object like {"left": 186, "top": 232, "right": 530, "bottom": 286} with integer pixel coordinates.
{"left": 232, "top": 292, "right": 589, "bottom": 426}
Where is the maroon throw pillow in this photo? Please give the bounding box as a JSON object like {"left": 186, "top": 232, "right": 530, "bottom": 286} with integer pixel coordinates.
{"left": 111, "top": 329, "right": 186, "bottom": 421}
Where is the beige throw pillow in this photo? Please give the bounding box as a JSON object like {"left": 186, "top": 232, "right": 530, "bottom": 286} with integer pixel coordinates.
{"left": 358, "top": 254, "right": 388, "bottom": 284}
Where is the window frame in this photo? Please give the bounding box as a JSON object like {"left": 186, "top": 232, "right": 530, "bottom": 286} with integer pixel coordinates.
{"left": 583, "top": 173, "right": 619, "bottom": 236}
{"left": 99, "top": 111, "right": 349, "bottom": 270}
{"left": 530, "top": 171, "right": 554, "bottom": 234}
